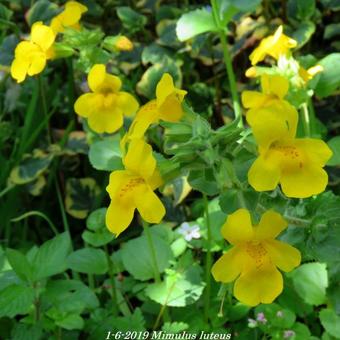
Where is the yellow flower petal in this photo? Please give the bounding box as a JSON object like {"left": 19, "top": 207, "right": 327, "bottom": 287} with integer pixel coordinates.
{"left": 247, "top": 102, "right": 298, "bottom": 151}
{"left": 74, "top": 93, "right": 100, "bottom": 117}
{"left": 148, "top": 169, "right": 163, "bottom": 190}
{"left": 27, "top": 54, "right": 46, "bottom": 76}
{"left": 234, "top": 263, "right": 283, "bottom": 306}
{"left": 265, "top": 239, "right": 301, "bottom": 272}
{"left": 221, "top": 209, "right": 254, "bottom": 245}
{"left": 30, "top": 22, "right": 55, "bottom": 51}
{"left": 106, "top": 199, "right": 135, "bottom": 236}
{"left": 211, "top": 247, "right": 245, "bottom": 283}
{"left": 156, "top": 73, "right": 176, "bottom": 107}
{"left": 255, "top": 210, "right": 287, "bottom": 240}
{"left": 248, "top": 156, "right": 281, "bottom": 192}
{"left": 123, "top": 139, "right": 156, "bottom": 179}
{"left": 280, "top": 164, "right": 328, "bottom": 198}
{"left": 10, "top": 58, "right": 29, "bottom": 83}
{"left": 88, "top": 64, "right": 106, "bottom": 92}
{"left": 241, "top": 91, "right": 268, "bottom": 109}
{"left": 117, "top": 92, "right": 139, "bottom": 117}
{"left": 134, "top": 184, "right": 165, "bottom": 224}
{"left": 87, "top": 108, "right": 123, "bottom": 133}
{"left": 295, "top": 138, "right": 332, "bottom": 166}
{"left": 261, "top": 74, "right": 289, "bottom": 99}
{"left": 158, "top": 93, "right": 184, "bottom": 122}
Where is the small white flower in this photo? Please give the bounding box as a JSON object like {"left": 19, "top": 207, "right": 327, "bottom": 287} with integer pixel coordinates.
{"left": 177, "top": 222, "right": 201, "bottom": 241}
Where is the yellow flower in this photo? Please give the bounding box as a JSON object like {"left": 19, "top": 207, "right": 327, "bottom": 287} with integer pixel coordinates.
{"left": 115, "top": 36, "right": 134, "bottom": 51}
{"left": 74, "top": 64, "right": 139, "bottom": 133}
{"left": 299, "top": 64, "right": 323, "bottom": 83}
{"left": 247, "top": 103, "right": 332, "bottom": 198}
{"left": 10, "top": 22, "right": 56, "bottom": 83}
{"left": 106, "top": 139, "right": 165, "bottom": 236}
{"left": 121, "top": 73, "right": 187, "bottom": 149}
{"left": 50, "top": 1, "right": 87, "bottom": 34}
{"left": 242, "top": 74, "right": 289, "bottom": 110}
{"left": 211, "top": 209, "right": 301, "bottom": 306}
{"left": 250, "top": 26, "right": 297, "bottom": 65}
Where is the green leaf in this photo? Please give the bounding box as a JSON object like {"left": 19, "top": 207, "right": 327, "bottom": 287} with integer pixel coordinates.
{"left": 324, "top": 23, "right": 340, "bottom": 39}
{"left": 88, "top": 138, "right": 123, "bottom": 171}
{"left": 0, "top": 35, "right": 18, "bottom": 66}
{"left": 83, "top": 208, "right": 114, "bottom": 247}
{"left": 67, "top": 248, "right": 108, "bottom": 274}
{"left": 297, "top": 0, "right": 316, "bottom": 19}
{"left": 176, "top": 8, "right": 217, "bottom": 42}
{"left": 31, "top": 232, "right": 71, "bottom": 281}
{"left": 315, "top": 53, "right": 340, "bottom": 98}
{"left": 162, "top": 322, "right": 189, "bottom": 333}
{"left": 320, "top": 309, "right": 340, "bottom": 339}
{"left": 10, "top": 323, "right": 43, "bottom": 340}
{"left": 121, "top": 233, "right": 173, "bottom": 281}
{"left": 55, "top": 313, "right": 84, "bottom": 330}
{"left": 65, "top": 178, "right": 100, "bottom": 219}
{"left": 289, "top": 262, "right": 328, "bottom": 305}
{"left": 45, "top": 279, "right": 99, "bottom": 313}
{"left": 327, "top": 136, "right": 340, "bottom": 166}
{"left": 142, "top": 44, "right": 174, "bottom": 65}
{"left": 26, "top": 0, "right": 60, "bottom": 26}
{"left": 9, "top": 149, "right": 54, "bottom": 185}
{"left": 0, "top": 284, "right": 35, "bottom": 318}
{"left": 145, "top": 265, "right": 205, "bottom": 306}
{"left": 6, "top": 249, "right": 32, "bottom": 282}
{"left": 86, "top": 208, "right": 107, "bottom": 231}
{"left": 292, "top": 21, "right": 316, "bottom": 48}
{"left": 112, "top": 308, "right": 145, "bottom": 332}
{"left": 116, "top": 7, "right": 147, "bottom": 33}
{"left": 136, "top": 58, "right": 182, "bottom": 99}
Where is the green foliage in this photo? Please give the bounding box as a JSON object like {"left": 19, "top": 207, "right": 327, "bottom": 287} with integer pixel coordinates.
{"left": 315, "top": 53, "right": 340, "bottom": 97}
{"left": 145, "top": 265, "right": 205, "bottom": 307}
{"left": 121, "top": 228, "right": 173, "bottom": 281}
{"left": 67, "top": 248, "right": 108, "bottom": 274}
{"left": 176, "top": 8, "right": 217, "bottom": 42}
{"left": 289, "top": 263, "right": 328, "bottom": 305}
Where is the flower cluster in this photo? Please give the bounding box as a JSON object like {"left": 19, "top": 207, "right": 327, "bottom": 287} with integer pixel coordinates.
{"left": 105, "top": 73, "right": 186, "bottom": 235}
{"left": 10, "top": 1, "right": 87, "bottom": 83}
{"left": 242, "top": 28, "right": 332, "bottom": 198}
{"left": 212, "top": 26, "right": 331, "bottom": 306}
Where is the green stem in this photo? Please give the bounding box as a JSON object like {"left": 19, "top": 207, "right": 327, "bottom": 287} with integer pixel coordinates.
{"left": 0, "top": 184, "right": 15, "bottom": 199}
{"left": 307, "top": 97, "right": 317, "bottom": 136}
{"left": 203, "top": 194, "right": 212, "bottom": 324}
{"left": 104, "top": 244, "right": 118, "bottom": 316}
{"left": 301, "top": 103, "right": 311, "bottom": 137}
{"left": 211, "top": 0, "right": 243, "bottom": 127}
{"left": 142, "top": 220, "right": 161, "bottom": 283}
{"left": 11, "top": 210, "right": 59, "bottom": 236}
{"left": 38, "top": 75, "right": 52, "bottom": 144}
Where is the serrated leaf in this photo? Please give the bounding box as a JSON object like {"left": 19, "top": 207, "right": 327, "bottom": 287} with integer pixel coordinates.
{"left": 176, "top": 8, "right": 217, "bottom": 42}
{"left": 6, "top": 249, "right": 32, "bottom": 282}
{"left": 31, "top": 232, "right": 71, "bottom": 281}
{"left": 67, "top": 248, "right": 108, "bottom": 274}
{"left": 0, "top": 284, "right": 35, "bottom": 318}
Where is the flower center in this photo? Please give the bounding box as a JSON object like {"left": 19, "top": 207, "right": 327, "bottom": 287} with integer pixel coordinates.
{"left": 119, "top": 177, "right": 144, "bottom": 199}
{"left": 245, "top": 241, "right": 267, "bottom": 268}
{"left": 271, "top": 142, "right": 304, "bottom": 171}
